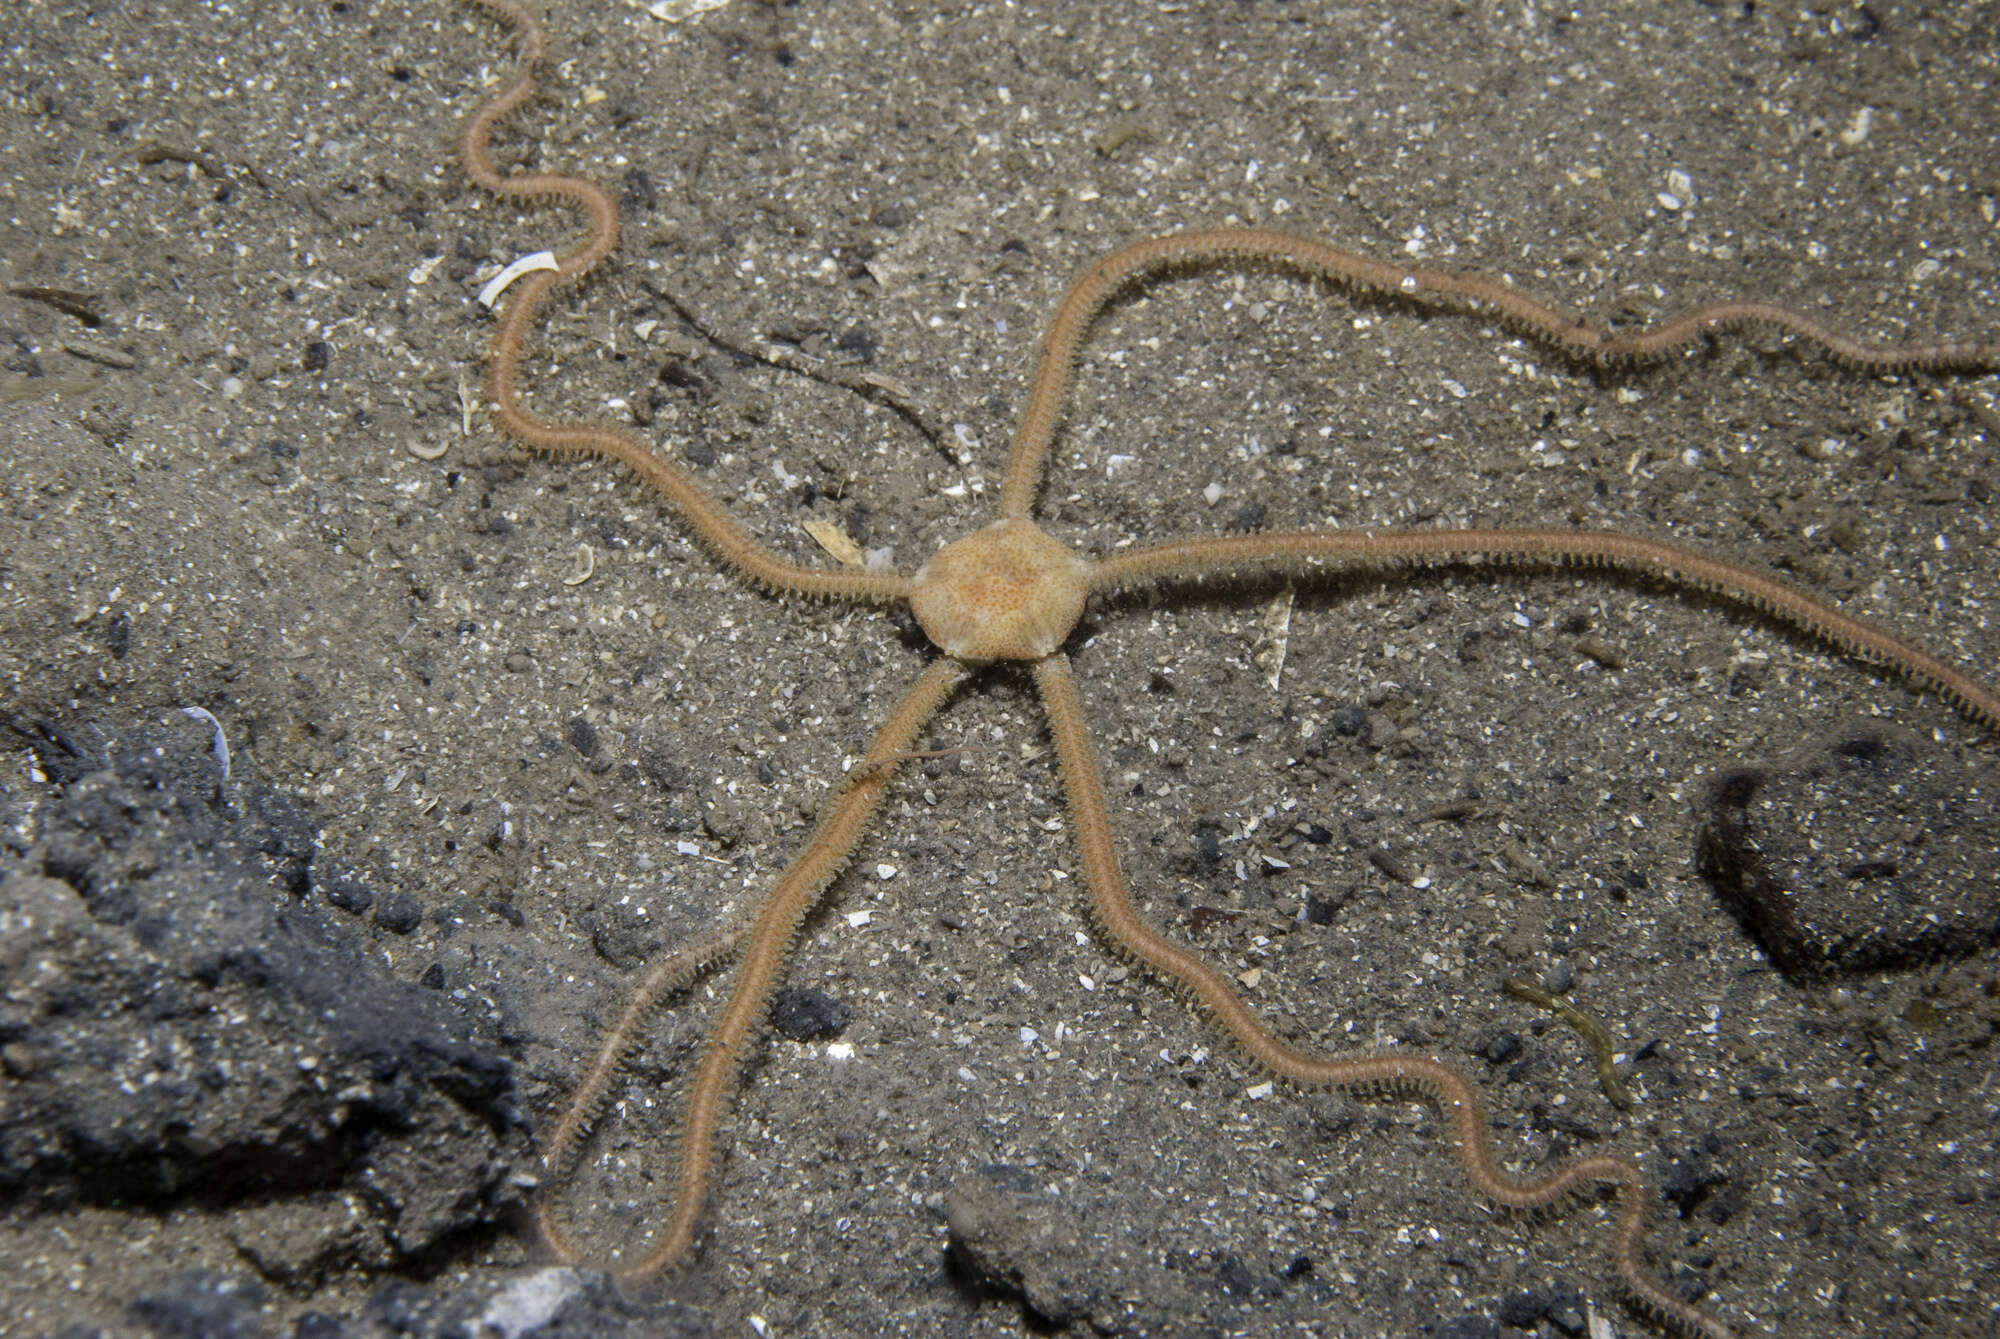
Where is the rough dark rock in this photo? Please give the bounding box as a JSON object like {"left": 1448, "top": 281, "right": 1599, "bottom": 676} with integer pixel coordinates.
{"left": 0, "top": 719, "right": 531, "bottom": 1268}
{"left": 769, "top": 986, "right": 852, "bottom": 1040}
{"left": 128, "top": 1270, "right": 268, "bottom": 1339}
{"left": 326, "top": 1267, "right": 717, "bottom": 1339}
{"left": 473, "top": 1269, "right": 716, "bottom": 1339}
{"left": 373, "top": 888, "right": 425, "bottom": 935}
{"left": 1495, "top": 1282, "right": 1587, "bottom": 1332}
{"left": 1695, "top": 725, "right": 2000, "bottom": 980}
{"left": 323, "top": 876, "right": 378, "bottom": 916}
{"left": 943, "top": 1164, "right": 1243, "bottom": 1337}
{"left": 945, "top": 1164, "right": 1116, "bottom": 1330}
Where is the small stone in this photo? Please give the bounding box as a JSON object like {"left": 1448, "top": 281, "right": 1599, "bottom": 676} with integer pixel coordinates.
{"left": 323, "top": 878, "right": 376, "bottom": 916}
{"left": 770, "top": 988, "right": 851, "bottom": 1040}
{"left": 373, "top": 890, "right": 423, "bottom": 935}
{"left": 1, "top": 1041, "right": 44, "bottom": 1079}
{"left": 1326, "top": 705, "right": 1369, "bottom": 737}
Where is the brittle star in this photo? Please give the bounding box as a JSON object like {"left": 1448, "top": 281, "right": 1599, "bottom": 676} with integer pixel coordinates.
{"left": 456, "top": 3, "right": 2000, "bottom": 1335}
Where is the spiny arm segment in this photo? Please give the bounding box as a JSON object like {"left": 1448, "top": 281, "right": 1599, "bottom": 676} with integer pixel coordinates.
{"left": 1000, "top": 226, "right": 1997, "bottom": 517}
{"left": 530, "top": 917, "right": 749, "bottom": 1267}
{"left": 1086, "top": 526, "right": 2000, "bottom": 735}
{"left": 459, "top": 0, "right": 909, "bottom": 604}
{"left": 1033, "top": 652, "right": 1738, "bottom": 1339}
{"left": 534, "top": 658, "right": 968, "bottom": 1283}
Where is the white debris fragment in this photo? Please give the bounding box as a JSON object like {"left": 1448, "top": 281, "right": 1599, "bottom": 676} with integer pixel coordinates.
{"left": 478, "top": 250, "right": 560, "bottom": 308}
{"left": 643, "top": 0, "right": 733, "bottom": 21}
{"left": 179, "top": 706, "right": 231, "bottom": 781}
{"left": 478, "top": 1268, "right": 583, "bottom": 1339}
{"left": 1838, "top": 105, "right": 1874, "bottom": 148}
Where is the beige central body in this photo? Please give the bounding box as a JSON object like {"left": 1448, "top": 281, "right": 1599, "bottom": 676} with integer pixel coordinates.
{"left": 908, "top": 517, "right": 1090, "bottom": 663}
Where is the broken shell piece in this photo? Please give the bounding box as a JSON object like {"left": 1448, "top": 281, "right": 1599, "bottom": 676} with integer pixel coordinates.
{"left": 478, "top": 250, "right": 560, "bottom": 308}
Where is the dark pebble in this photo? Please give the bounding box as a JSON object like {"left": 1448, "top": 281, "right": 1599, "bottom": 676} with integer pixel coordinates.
{"left": 322, "top": 877, "right": 376, "bottom": 916}
{"left": 836, "top": 326, "right": 878, "bottom": 361}
{"left": 1326, "top": 704, "right": 1368, "bottom": 736}
{"left": 769, "top": 987, "right": 851, "bottom": 1040}
{"left": 373, "top": 890, "right": 423, "bottom": 935}
{"left": 1229, "top": 502, "right": 1266, "bottom": 531}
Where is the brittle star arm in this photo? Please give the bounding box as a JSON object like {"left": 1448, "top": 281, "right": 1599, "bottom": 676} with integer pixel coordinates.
{"left": 532, "top": 917, "right": 751, "bottom": 1266}
{"left": 1085, "top": 529, "right": 2000, "bottom": 735}
{"left": 535, "top": 656, "right": 968, "bottom": 1284}
{"left": 1031, "top": 652, "right": 1737, "bottom": 1339}
{"left": 999, "top": 227, "right": 1999, "bottom": 517}
{"left": 459, "top": 0, "right": 909, "bottom": 605}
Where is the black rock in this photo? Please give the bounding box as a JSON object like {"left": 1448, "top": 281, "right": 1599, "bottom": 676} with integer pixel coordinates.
{"left": 0, "top": 717, "right": 530, "bottom": 1265}
{"left": 769, "top": 986, "right": 852, "bottom": 1040}
{"left": 1696, "top": 726, "right": 2000, "bottom": 979}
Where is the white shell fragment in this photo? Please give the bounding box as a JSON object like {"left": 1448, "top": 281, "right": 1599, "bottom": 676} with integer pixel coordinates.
{"left": 804, "top": 518, "right": 865, "bottom": 570}
{"left": 1255, "top": 585, "right": 1294, "bottom": 693}
{"left": 179, "top": 706, "right": 231, "bottom": 781}
{"left": 642, "top": 0, "right": 733, "bottom": 21}
{"left": 478, "top": 250, "right": 560, "bottom": 308}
